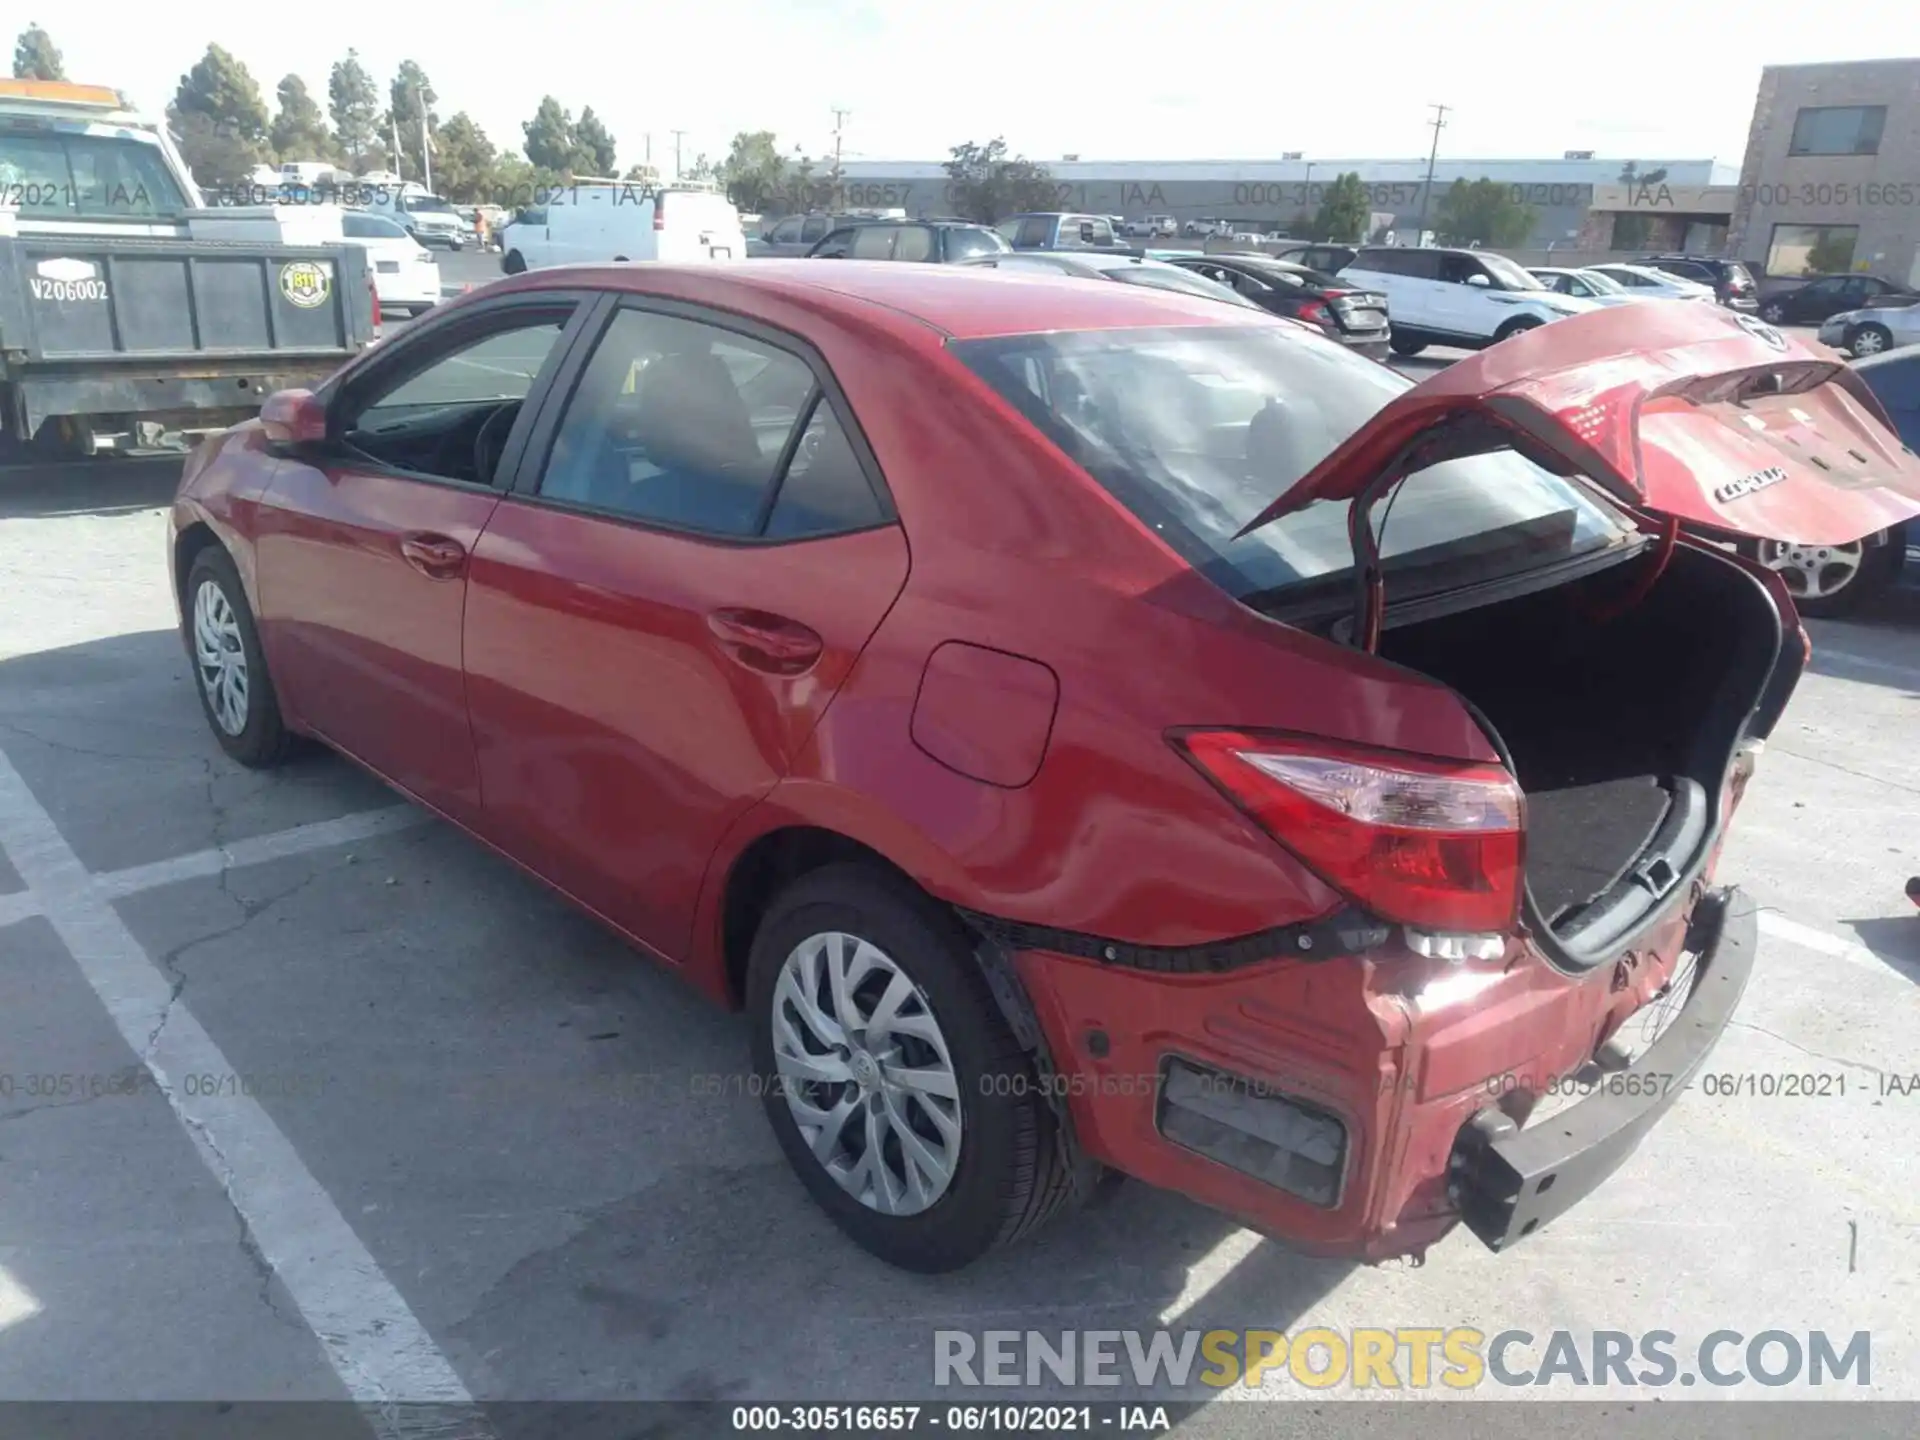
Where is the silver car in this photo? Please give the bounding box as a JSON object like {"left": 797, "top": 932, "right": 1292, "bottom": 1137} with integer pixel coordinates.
{"left": 1818, "top": 303, "right": 1920, "bottom": 356}
{"left": 1586, "top": 263, "right": 1718, "bottom": 303}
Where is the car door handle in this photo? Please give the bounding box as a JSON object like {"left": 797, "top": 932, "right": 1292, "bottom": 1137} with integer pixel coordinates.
{"left": 399, "top": 532, "right": 467, "bottom": 579}
{"left": 706, "top": 608, "right": 823, "bottom": 675}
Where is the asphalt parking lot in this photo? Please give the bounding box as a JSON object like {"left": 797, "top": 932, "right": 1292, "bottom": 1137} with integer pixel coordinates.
{"left": 0, "top": 333, "right": 1916, "bottom": 1436}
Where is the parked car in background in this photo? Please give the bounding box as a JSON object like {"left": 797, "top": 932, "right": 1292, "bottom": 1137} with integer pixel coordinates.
{"left": 1278, "top": 243, "right": 1360, "bottom": 274}
{"left": 499, "top": 184, "right": 745, "bottom": 271}
{"left": 996, "top": 212, "right": 1126, "bottom": 251}
{"left": 173, "top": 277, "right": 1920, "bottom": 1274}
{"left": 808, "top": 219, "right": 1012, "bottom": 263}
{"left": 339, "top": 211, "right": 442, "bottom": 317}
{"left": 754, "top": 213, "right": 865, "bottom": 257}
{"left": 1586, "top": 263, "right": 1717, "bottom": 303}
{"left": 1122, "top": 215, "right": 1179, "bottom": 238}
{"left": 1340, "top": 245, "right": 1600, "bottom": 354}
{"left": 361, "top": 183, "right": 470, "bottom": 252}
{"left": 1528, "top": 267, "right": 1647, "bottom": 307}
{"left": 1818, "top": 300, "right": 1920, "bottom": 356}
{"left": 1759, "top": 273, "right": 1920, "bottom": 327}
{"left": 1641, "top": 255, "right": 1759, "bottom": 311}
{"left": 1167, "top": 254, "right": 1391, "bottom": 357}
{"left": 957, "top": 250, "right": 1261, "bottom": 309}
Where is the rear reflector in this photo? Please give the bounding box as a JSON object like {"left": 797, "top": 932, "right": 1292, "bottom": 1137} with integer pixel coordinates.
{"left": 1175, "top": 730, "right": 1524, "bottom": 932}
{"left": 1157, "top": 1058, "right": 1346, "bottom": 1206}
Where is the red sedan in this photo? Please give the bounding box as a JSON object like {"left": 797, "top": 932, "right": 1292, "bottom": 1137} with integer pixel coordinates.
{"left": 169, "top": 263, "right": 1920, "bottom": 1272}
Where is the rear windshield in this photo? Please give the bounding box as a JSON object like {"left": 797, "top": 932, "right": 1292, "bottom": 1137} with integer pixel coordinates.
{"left": 950, "top": 325, "right": 1634, "bottom": 603}
{"left": 1108, "top": 265, "right": 1253, "bottom": 307}
{"left": 0, "top": 130, "right": 190, "bottom": 217}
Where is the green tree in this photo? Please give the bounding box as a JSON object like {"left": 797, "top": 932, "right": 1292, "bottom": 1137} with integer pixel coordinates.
{"left": 269, "top": 75, "right": 332, "bottom": 162}
{"left": 1310, "top": 172, "right": 1369, "bottom": 243}
{"left": 12, "top": 23, "right": 63, "bottom": 80}
{"left": 169, "top": 45, "right": 270, "bottom": 189}
{"left": 721, "top": 130, "right": 785, "bottom": 212}
{"left": 388, "top": 61, "right": 437, "bottom": 180}
{"left": 1805, "top": 231, "right": 1857, "bottom": 274}
{"left": 572, "top": 106, "right": 617, "bottom": 176}
{"left": 942, "top": 138, "right": 1055, "bottom": 224}
{"left": 432, "top": 112, "right": 496, "bottom": 203}
{"left": 1433, "top": 177, "right": 1535, "bottom": 247}
{"left": 328, "top": 51, "right": 380, "bottom": 170}
{"left": 522, "top": 96, "right": 576, "bottom": 173}
{"left": 487, "top": 152, "right": 565, "bottom": 214}
{"left": 168, "top": 110, "right": 260, "bottom": 190}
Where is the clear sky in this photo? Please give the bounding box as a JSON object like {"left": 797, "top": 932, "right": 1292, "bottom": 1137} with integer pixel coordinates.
{"left": 30, "top": 6, "right": 1920, "bottom": 173}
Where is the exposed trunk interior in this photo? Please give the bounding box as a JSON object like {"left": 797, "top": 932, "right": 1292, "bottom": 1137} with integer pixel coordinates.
{"left": 1379, "top": 542, "right": 1785, "bottom": 961}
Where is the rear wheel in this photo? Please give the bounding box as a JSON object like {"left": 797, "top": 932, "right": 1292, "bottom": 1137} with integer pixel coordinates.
{"left": 502, "top": 250, "right": 527, "bottom": 275}
{"left": 1495, "top": 317, "right": 1545, "bottom": 343}
{"left": 1846, "top": 322, "right": 1894, "bottom": 356}
{"left": 1759, "top": 299, "right": 1789, "bottom": 324}
{"left": 1756, "top": 529, "right": 1905, "bottom": 617}
{"left": 184, "top": 547, "right": 298, "bottom": 767}
{"left": 1388, "top": 331, "right": 1427, "bottom": 357}
{"left": 745, "top": 864, "right": 1076, "bottom": 1273}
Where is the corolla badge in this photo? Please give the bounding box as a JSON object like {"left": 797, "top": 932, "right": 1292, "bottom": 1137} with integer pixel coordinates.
{"left": 1734, "top": 311, "right": 1788, "bottom": 351}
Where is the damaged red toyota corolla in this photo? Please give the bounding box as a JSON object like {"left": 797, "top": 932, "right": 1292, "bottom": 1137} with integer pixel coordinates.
{"left": 169, "top": 264, "right": 1920, "bottom": 1270}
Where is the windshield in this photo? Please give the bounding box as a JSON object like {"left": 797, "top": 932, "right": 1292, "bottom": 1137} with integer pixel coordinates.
{"left": 1575, "top": 268, "right": 1626, "bottom": 295}
{"left": 947, "top": 227, "right": 1011, "bottom": 260}
{"left": 950, "top": 325, "right": 1634, "bottom": 602}
{"left": 0, "top": 130, "right": 190, "bottom": 218}
{"left": 1480, "top": 252, "right": 1547, "bottom": 291}
{"left": 1107, "top": 265, "right": 1253, "bottom": 307}
{"left": 406, "top": 193, "right": 456, "bottom": 213}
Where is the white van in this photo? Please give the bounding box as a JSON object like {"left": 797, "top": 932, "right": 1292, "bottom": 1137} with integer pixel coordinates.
{"left": 498, "top": 183, "right": 745, "bottom": 272}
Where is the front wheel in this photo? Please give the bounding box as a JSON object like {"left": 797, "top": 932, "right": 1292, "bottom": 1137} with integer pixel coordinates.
{"left": 1495, "top": 317, "right": 1545, "bottom": 343}
{"left": 184, "top": 547, "right": 298, "bottom": 767}
{"left": 1757, "top": 529, "right": 1905, "bottom": 618}
{"left": 1760, "top": 299, "right": 1789, "bottom": 324}
{"left": 746, "top": 865, "right": 1077, "bottom": 1273}
{"left": 1847, "top": 322, "right": 1894, "bottom": 356}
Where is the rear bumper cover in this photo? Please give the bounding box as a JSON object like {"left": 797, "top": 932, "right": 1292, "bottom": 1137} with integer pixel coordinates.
{"left": 1449, "top": 888, "right": 1757, "bottom": 1251}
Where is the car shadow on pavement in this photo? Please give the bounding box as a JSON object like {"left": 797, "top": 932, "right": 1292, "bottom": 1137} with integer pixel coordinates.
{"left": 1842, "top": 917, "right": 1920, "bottom": 985}
{"left": 0, "top": 456, "right": 184, "bottom": 520}
{"left": 0, "top": 628, "right": 1355, "bottom": 1411}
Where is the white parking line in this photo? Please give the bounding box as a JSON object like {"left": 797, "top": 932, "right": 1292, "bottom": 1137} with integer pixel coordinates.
{"left": 1808, "top": 645, "right": 1920, "bottom": 688}
{"left": 0, "top": 748, "right": 490, "bottom": 1433}
{"left": 93, "top": 805, "right": 430, "bottom": 901}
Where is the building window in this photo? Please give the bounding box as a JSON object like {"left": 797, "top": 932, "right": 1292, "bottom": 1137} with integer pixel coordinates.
{"left": 1787, "top": 106, "right": 1886, "bottom": 157}
{"left": 1768, "top": 223, "right": 1859, "bottom": 277}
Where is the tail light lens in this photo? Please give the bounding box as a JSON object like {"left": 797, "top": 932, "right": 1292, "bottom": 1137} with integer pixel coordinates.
{"left": 366, "top": 268, "right": 380, "bottom": 328}
{"left": 1175, "top": 731, "right": 1525, "bottom": 932}
{"left": 1294, "top": 299, "right": 1328, "bottom": 324}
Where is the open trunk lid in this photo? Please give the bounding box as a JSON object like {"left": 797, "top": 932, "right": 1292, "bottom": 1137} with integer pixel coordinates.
{"left": 1238, "top": 303, "right": 1920, "bottom": 546}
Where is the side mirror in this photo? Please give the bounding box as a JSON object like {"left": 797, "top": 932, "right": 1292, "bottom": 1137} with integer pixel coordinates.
{"left": 260, "top": 389, "right": 327, "bottom": 446}
{"left": 1465, "top": 273, "right": 1491, "bottom": 287}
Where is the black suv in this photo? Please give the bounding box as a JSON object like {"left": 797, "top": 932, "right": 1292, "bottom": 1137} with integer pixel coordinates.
{"left": 1758, "top": 273, "right": 1920, "bottom": 325}
{"left": 1641, "top": 254, "right": 1759, "bottom": 312}
{"left": 806, "top": 219, "right": 1012, "bottom": 263}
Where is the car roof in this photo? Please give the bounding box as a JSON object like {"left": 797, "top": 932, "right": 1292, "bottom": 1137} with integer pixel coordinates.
{"left": 487, "top": 259, "right": 1248, "bottom": 339}
{"left": 1184, "top": 253, "right": 1313, "bottom": 275}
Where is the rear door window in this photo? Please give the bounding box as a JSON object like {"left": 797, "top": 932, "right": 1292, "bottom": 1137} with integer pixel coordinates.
{"left": 891, "top": 226, "right": 935, "bottom": 262}
{"left": 1016, "top": 216, "right": 1053, "bottom": 248}
{"left": 850, "top": 226, "right": 899, "bottom": 260}
{"left": 801, "top": 215, "right": 831, "bottom": 242}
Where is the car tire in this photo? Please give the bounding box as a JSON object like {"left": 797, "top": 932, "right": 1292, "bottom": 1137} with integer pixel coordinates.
{"left": 1846, "top": 322, "right": 1894, "bottom": 357}
{"left": 502, "top": 250, "right": 527, "bottom": 275}
{"left": 1388, "top": 332, "right": 1427, "bottom": 357}
{"left": 1760, "top": 299, "right": 1789, "bottom": 324}
{"left": 183, "top": 546, "right": 298, "bottom": 768}
{"left": 1757, "top": 527, "right": 1905, "bottom": 618}
{"left": 1495, "top": 317, "right": 1545, "bottom": 343}
{"left": 746, "top": 863, "right": 1077, "bottom": 1273}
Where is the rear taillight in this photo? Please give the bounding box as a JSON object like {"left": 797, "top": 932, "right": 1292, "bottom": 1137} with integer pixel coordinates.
{"left": 367, "top": 269, "right": 380, "bottom": 327}
{"left": 1175, "top": 731, "right": 1524, "bottom": 932}
{"left": 1294, "top": 299, "right": 1328, "bottom": 324}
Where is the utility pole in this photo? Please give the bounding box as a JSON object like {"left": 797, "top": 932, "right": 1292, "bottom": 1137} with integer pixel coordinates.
{"left": 390, "top": 112, "right": 404, "bottom": 179}
{"left": 417, "top": 87, "right": 432, "bottom": 194}
{"left": 830, "top": 107, "right": 851, "bottom": 207}
{"left": 670, "top": 129, "right": 687, "bottom": 180}
{"left": 1414, "top": 103, "right": 1450, "bottom": 243}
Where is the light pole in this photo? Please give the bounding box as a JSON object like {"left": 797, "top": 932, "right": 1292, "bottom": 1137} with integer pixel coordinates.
{"left": 1414, "top": 103, "right": 1450, "bottom": 243}
{"left": 417, "top": 87, "right": 432, "bottom": 194}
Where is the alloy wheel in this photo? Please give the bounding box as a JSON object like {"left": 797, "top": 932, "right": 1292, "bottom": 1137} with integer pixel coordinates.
{"left": 771, "top": 931, "right": 964, "bottom": 1216}
{"left": 192, "top": 578, "right": 250, "bottom": 736}
{"left": 1757, "top": 537, "right": 1866, "bottom": 600}
{"left": 1760, "top": 303, "right": 1786, "bottom": 323}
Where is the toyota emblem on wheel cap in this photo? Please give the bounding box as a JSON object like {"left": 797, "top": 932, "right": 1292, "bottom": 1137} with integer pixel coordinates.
{"left": 1734, "top": 311, "right": 1788, "bottom": 351}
